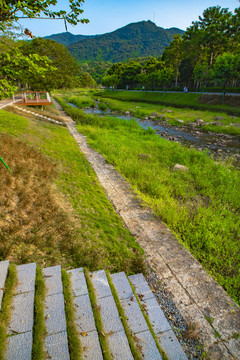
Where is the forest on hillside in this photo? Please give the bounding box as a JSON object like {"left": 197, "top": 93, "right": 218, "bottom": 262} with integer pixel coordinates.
{"left": 68, "top": 20, "right": 184, "bottom": 62}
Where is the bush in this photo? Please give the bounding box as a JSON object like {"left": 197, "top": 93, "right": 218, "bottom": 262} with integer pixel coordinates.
{"left": 98, "top": 102, "right": 108, "bottom": 111}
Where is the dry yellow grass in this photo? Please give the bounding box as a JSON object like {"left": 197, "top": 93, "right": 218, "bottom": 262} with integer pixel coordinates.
{"left": 0, "top": 133, "right": 77, "bottom": 266}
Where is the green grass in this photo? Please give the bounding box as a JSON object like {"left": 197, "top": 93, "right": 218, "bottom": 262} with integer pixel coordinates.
{"left": 99, "top": 90, "right": 240, "bottom": 116}
{"left": 62, "top": 270, "right": 82, "bottom": 360}
{"left": 67, "top": 95, "right": 95, "bottom": 108}
{"left": 0, "top": 110, "right": 29, "bottom": 135}
{"left": 32, "top": 267, "right": 46, "bottom": 360}
{"left": 0, "top": 264, "right": 17, "bottom": 360}
{"left": 57, "top": 100, "right": 240, "bottom": 305}
{"left": 0, "top": 108, "right": 145, "bottom": 273}
{"left": 84, "top": 269, "right": 112, "bottom": 360}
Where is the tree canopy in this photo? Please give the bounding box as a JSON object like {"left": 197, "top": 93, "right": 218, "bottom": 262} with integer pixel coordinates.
{"left": 0, "top": 37, "right": 57, "bottom": 98}
{"left": 0, "top": 1, "right": 93, "bottom": 98}
{"left": 0, "top": 0, "right": 88, "bottom": 32}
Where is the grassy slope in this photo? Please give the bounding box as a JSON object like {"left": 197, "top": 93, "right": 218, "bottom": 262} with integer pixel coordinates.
{"left": 58, "top": 99, "right": 240, "bottom": 305}
{"left": 0, "top": 109, "right": 144, "bottom": 273}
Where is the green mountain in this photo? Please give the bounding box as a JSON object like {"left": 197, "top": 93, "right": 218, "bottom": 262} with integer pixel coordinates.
{"left": 68, "top": 21, "right": 184, "bottom": 63}
{"left": 44, "top": 31, "right": 94, "bottom": 47}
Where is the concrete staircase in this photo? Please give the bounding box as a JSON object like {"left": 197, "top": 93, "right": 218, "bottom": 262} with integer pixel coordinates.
{"left": 0, "top": 260, "right": 188, "bottom": 360}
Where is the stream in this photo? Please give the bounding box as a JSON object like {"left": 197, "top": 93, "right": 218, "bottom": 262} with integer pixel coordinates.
{"left": 69, "top": 103, "right": 240, "bottom": 165}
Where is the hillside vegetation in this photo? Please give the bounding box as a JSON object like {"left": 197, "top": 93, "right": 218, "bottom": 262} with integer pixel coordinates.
{"left": 68, "top": 21, "right": 184, "bottom": 63}
{"left": 44, "top": 31, "right": 94, "bottom": 47}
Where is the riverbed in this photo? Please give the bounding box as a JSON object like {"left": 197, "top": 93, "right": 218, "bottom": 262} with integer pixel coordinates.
{"left": 69, "top": 103, "right": 240, "bottom": 166}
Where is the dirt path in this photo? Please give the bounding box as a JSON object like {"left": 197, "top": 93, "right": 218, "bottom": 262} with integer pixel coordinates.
{"left": 54, "top": 98, "right": 240, "bottom": 359}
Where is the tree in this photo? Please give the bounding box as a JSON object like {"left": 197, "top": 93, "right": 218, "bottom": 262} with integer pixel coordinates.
{"left": 102, "top": 74, "right": 119, "bottom": 89}
{"left": 0, "top": 0, "right": 88, "bottom": 32}
{"left": 0, "top": 38, "right": 56, "bottom": 98}
{"left": 156, "top": 67, "right": 173, "bottom": 92}
{"left": 213, "top": 53, "right": 240, "bottom": 93}
{"left": 20, "top": 38, "right": 80, "bottom": 89}
{"left": 162, "top": 34, "right": 183, "bottom": 86}
{"left": 77, "top": 71, "right": 97, "bottom": 88}
{"left": 193, "top": 62, "right": 211, "bottom": 90}
{"left": 137, "top": 73, "right": 149, "bottom": 91}
{"left": 81, "top": 61, "right": 112, "bottom": 84}
{"left": 120, "top": 60, "right": 142, "bottom": 89}
{"left": 143, "top": 56, "right": 163, "bottom": 74}
{"left": 183, "top": 6, "right": 234, "bottom": 66}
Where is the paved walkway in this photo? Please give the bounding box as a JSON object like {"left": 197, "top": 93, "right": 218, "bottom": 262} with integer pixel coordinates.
{"left": 52, "top": 97, "right": 240, "bottom": 360}
{"left": 0, "top": 98, "right": 15, "bottom": 109}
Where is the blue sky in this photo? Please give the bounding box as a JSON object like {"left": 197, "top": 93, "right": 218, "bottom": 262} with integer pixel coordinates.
{"left": 19, "top": 0, "right": 239, "bottom": 37}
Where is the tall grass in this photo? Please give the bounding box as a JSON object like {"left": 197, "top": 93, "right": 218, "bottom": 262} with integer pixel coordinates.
{"left": 58, "top": 100, "right": 240, "bottom": 305}
{"left": 67, "top": 95, "right": 95, "bottom": 108}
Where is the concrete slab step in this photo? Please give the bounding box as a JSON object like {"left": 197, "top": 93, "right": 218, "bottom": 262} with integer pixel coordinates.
{"left": 129, "top": 273, "right": 188, "bottom": 360}
{"left": 111, "top": 272, "right": 163, "bottom": 359}
{"left": 5, "top": 263, "right": 36, "bottom": 360}
{"left": 0, "top": 260, "right": 9, "bottom": 310}
{"left": 91, "top": 270, "right": 134, "bottom": 359}
{"left": 67, "top": 268, "right": 103, "bottom": 360}
{"left": 1, "top": 262, "right": 187, "bottom": 360}
{"left": 43, "top": 265, "right": 70, "bottom": 360}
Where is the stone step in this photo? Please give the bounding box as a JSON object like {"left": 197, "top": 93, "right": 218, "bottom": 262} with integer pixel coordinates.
{"left": 91, "top": 270, "right": 134, "bottom": 359}
{"left": 5, "top": 263, "right": 36, "bottom": 360}
{"left": 0, "top": 262, "right": 187, "bottom": 359}
{"left": 67, "top": 268, "right": 103, "bottom": 360}
{"left": 43, "top": 265, "right": 70, "bottom": 360}
{"left": 129, "top": 274, "right": 188, "bottom": 360}
{"left": 111, "top": 272, "right": 163, "bottom": 359}
{"left": 0, "top": 260, "right": 9, "bottom": 310}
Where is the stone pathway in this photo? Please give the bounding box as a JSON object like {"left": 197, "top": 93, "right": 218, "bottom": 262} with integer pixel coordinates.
{"left": 0, "top": 99, "right": 15, "bottom": 109}
{"left": 63, "top": 116, "right": 239, "bottom": 359}
{"left": 0, "top": 260, "right": 187, "bottom": 359}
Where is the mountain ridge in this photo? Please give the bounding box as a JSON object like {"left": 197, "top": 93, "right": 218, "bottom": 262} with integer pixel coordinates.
{"left": 44, "top": 21, "right": 184, "bottom": 63}
{"left": 44, "top": 31, "right": 95, "bottom": 47}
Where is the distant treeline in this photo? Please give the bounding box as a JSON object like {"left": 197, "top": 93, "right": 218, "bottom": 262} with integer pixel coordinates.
{"left": 101, "top": 6, "right": 240, "bottom": 91}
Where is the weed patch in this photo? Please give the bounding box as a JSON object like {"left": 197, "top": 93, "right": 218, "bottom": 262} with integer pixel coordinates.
{"left": 62, "top": 270, "right": 82, "bottom": 360}
{"left": 96, "top": 96, "right": 240, "bottom": 136}
{"left": 32, "top": 267, "right": 46, "bottom": 360}
{"left": 84, "top": 269, "right": 112, "bottom": 360}
{"left": 67, "top": 95, "right": 95, "bottom": 108}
